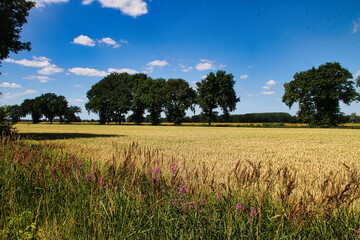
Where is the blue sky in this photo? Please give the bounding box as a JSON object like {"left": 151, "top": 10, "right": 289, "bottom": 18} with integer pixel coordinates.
{"left": 1, "top": 0, "right": 360, "bottom": 120}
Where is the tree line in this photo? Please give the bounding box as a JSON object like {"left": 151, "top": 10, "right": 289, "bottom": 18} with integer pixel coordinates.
{"left": 85, "top": 70, "right": 239, "bottom": 125}
{"left": 0, "top": 93, "right": 81, "bottom": 124}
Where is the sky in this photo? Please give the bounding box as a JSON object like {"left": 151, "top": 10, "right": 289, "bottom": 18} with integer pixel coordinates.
{"left": 1, "top": 0, "right": 360, "bottom": 120}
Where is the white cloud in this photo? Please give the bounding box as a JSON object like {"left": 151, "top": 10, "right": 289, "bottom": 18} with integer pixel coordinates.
{"left": 182, "top": 66, "right": 193, "bottom": 72}
{"left": 261, "top": 91, "right": 275, "bottom": 95}
{"left": 73, "top": 84, "right": 82, "bottom": 87}
{"left": 68, "top": 67, "right": 108, "bottom": 77}
{"left": 239, "top": 74, "right": 249, "bottom": 79}
{"left": 99, "top": 37, "right": 120, "bottom": 48}
{"left": 195, "top": 59, "right": 217, "bottom": 71}
{"left": 34, "top": 0, "right": 69, "bottom": 8}
{"left": 72, "top": 35, "right": 96, "bottom": 47}
{"left": 4, "top": 56, "right": 50, "bottom": 67}
{"left": 23, "top": 75, "right": 55, "bottom": 83}
{"left": 245, "top": 94, "right": 258, "bottom": 97}
{"left": 5, "top": 56, "right": 63, "bottom": 75}
{"left": 262, "top": 85, "right": 271, "bottom": 90}
{"left": 0, "top": 82, "right": 22, "bottom": 88}
{"left": 265, "top": 80, "right": 277, "bottom": 86}
{"left": 108, "top": 68, "right": 138, "bottom": 74}
{"left": 201, "top": 75, "right": 207, "bottom": 79}
{"left": 93, "top": 0, "right": 148, "bottom": 17}
{"left": 82, "top": 0, "right": 94, "bottom": 4}
{"left": 38, "top": 65, "right": 64, "bottom": 75}
{"left": 69, "top": 99, "right": 86, "bottom": 104}
{"left": 355, "top": 70, "right": 360, "bottom": 79}
{"left": 147, "top": 60, "right": 169, "bottom": 67}
{"left": 3, "top": 90, "right": 38, "bottom": 100}
{"left": 353, "top": 18, "right": 360, "bottom": 33}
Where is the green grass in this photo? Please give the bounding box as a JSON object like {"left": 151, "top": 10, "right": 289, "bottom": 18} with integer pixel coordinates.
{"left": 1, "top": 136, "right": 360, "bottom": 239}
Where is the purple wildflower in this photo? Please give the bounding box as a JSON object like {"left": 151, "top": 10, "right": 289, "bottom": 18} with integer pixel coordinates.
{"left": 250, "top": 209, "right": 257, "bottom": 216}
{"left": 155, "top": 167, "right": 161, "bottom": 175}
{"left": 189, "top": 204, "right": 195, "bottom": 209}
{"left": 216, "top": 195, "right": 222, "bottom": 200}
{"left": 170, "top": 164, "right": 178, "bottom": 173}
{"left": 357, "top": 227, "right": 360, "bottom": 234}
{"left": 92, "top": 165, "right": 96, "bottom": 170}
{"left": 178, "top": 185, "right": 189, "bottom": 195}
{"left": 68, "top": 153, "right": 72, "bottom": 156}
{"left": 85, "top": 174, "right": 90, "bottom": 180}
{"left": 236, "top": 203, "right": 242, "bottom": 211}
{"left": 74, "top": 156, "right": 78, "bottom": 160}
{"left": 70, "top": 160, "right": 75, "bottom": 165}
{"left": 147, "top": 169, "right": 153, "bottom": 174}
{"left": 152, "top": 176, "right": 159, "bottom": 183}
{"left": 77, "top": 162, "right": 82, "bottom": 167}
{"left": 82, "top": 158, "right": 85, "bottom": 162}
{"left": 200, "top": 208, "right": 205, "bottom": 213}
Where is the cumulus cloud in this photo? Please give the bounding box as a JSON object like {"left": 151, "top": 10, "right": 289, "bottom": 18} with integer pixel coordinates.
{"left": 261, "top": 91, "right": 275, "bottom": 95}
{"left": 147, "top": 60, "right": 169, "bottom": 67}
{"left": 265, "top": 80, "right": 277, "bottom": 86}
{"left": 99, "top": 37, "right": 121, "bottom": 48}
{"left": 38, "top": 65, "right": 64, "bottom": 75}
{"left": 73, "top": 84, "right": 82, "bottom": 87}
{"left": 83, "top": 0, "right": 148, "bottom": 17}
{"left": 34, "top": 0, "right": 69, "bottom": 7}
{"left": 201, "top": 75, "right": 207, "bottom": 79}
{"left": 23, "top": 75, "right": 55, "bottom": 83}
{"left": 68, "top": 67, "right": 108, "bottom": 77}
{"left": 108, "top": 68, "right": 138, "bottom": 74}
{"left": 239, "top": 74, "right": 249, "bottom": 79}
{"left": 195, "top": 59, "right": 217, "bottom": 71}
{"left": 3, "top": 90, "right": 38, "bottom": 100}
{"left": 4, "top": 56, "right": 51, "bottom": 68}
{"left": 353, "top": 18, "right": 360, "bottom": 33}
{"left": 0, "top": 82, "right": 22, "bottom": 88}
{"left": 72, "top": 35, "right": 96, "bottom": 47}
{"left": 5, "top": 56, "right": 63, "bottom": 75}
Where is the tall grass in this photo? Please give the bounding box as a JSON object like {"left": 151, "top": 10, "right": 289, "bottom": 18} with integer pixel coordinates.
{"left": 1, "top": 136, "right": 360, "bottom": 239}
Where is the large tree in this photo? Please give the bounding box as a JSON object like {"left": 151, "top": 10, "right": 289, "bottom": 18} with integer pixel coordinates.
{"left": 86, "top": 72, "right": 133, "bottom": 124}
{"left": 21, "top": 98, "right": 42, "bottom": 124}
{"left": 282, "top": 62, "right": 360, "bottom": 127}
{"left": 163, "top": 78, "right": 197, "bottom": 125}
{"left": 133, "top": 77, "right": 166, "bottom": 125}
{"left": 0, "top": 0, "right": 35, "bottom": 72}
{"left": 130, "top": 73, "right": 148, "bottom": 125}
{"left": 196, "top": 70, "right": 240, "bottom": 125}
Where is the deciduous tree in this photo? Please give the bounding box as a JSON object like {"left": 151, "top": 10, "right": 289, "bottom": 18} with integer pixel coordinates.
{"left": 282, "top": 62, "right": 360, "bottom": 127}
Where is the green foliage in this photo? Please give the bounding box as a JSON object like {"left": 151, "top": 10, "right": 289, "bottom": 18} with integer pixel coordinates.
{"left": 197, "top": 70, "right": 240, "bottom": 125}
{"left": 283, "top": 62, "right": 360, "bottom": 127}
{"left": 64, "top": 105, "right": 81, "bottom": 123}
{"left": 0, "top": 0, "right": 35, "bottom": 73}
{"left": 86, "top": 72, "right": 133, "bottom": 124}
{"left": 163, "top": 78, "right": 197, "bottom": 125}
{"left": 21, "top": 98, "right": 42, "bottom": 123}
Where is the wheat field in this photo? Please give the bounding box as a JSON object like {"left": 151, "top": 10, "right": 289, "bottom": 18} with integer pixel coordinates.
{"left": 15, "top": 123, "right": 360, "bottom": 199}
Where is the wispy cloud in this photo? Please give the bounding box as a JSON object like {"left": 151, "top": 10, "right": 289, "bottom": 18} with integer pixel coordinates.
{"left": 147, "top": 60, "right": 169, "bottom": 67}
{"left": 68, "top": 67, "right": 138, "bottom": 77}
{"left": 82, "top": 0, "right": 148, "bottom": 18}
{"left": 23, "top": 75, "right": 55, "bottom": 83}
{"left": 353, "top": 18, "right": 360, "bottom": 33}
{"left": 0, "top": 82, "right": 22, "bottom": 88}
{"left": 69, "top": 99, "right": 86, "bottom": 104}
{"left": 239, "top": 74, "right": 249, "bottom": 79}
{"left": 261, "top": 91, "right": 275, "bottom": 95}
{"left": 261, "top": 80, "right": 278, "bottom": 95}
{"left": 3, "top": 90, "right": 38, "bottom": 100}
{"left": 5, "top": 56, "right": 63, "bottom": 75}
{"left": 34, "top": 0, "right": 69, "bottom": 8}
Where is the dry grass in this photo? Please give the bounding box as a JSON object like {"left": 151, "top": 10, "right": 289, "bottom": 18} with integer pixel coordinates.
{"left": 15, "top": 123, "right": 360, "bottom": 202}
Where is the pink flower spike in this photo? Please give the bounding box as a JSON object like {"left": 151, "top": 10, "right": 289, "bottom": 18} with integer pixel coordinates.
{"left": 357, "top": 227, "right": 360, "bottom": 234}
{"left": 155, "top": 167, "right": 161, "bottom": 175}
{"left": 250, "top": 209, "right": 257, "bottom": 216}
{"left": 152, "top": 177, "right": 159, "bottom": 183}
{"left": 216, "top": 195, "right": 222, "bottom": 200}
{"left": 85, "top": 174, "right": 90, "bottom": 180}
{"left": 236, "top": 203, "right": 242, "bottom": 211}
{"left": 200, "top": 208, "right": 205, "bottom": 213}
{"left": 147, "top": 169, "right": 153, "bottom": 174}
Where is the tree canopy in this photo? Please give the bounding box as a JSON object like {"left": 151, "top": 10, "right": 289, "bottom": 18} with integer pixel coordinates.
{"left": 0, "top": 0, "right": 35, "bottom": 72}
{"left": 282, "top": 62, "right": 360, "bottom": 127}
{"left": 196, "top": 70, "right": 240, "bottom": 125}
